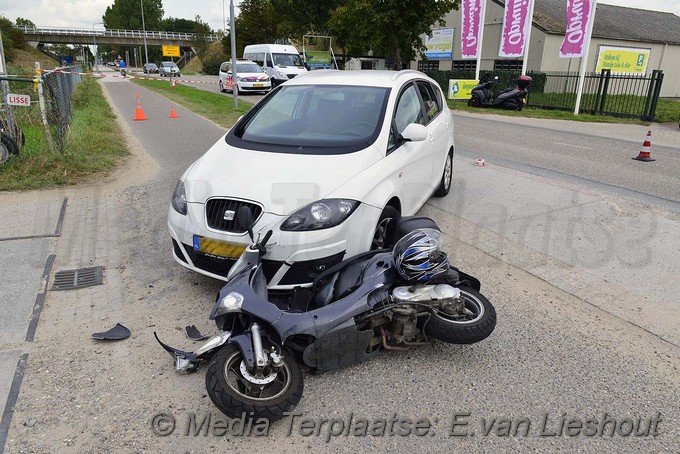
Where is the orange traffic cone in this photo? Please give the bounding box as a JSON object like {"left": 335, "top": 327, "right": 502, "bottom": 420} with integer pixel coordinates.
{"left": 632, "top": 130, "right": 655, "bottom": 162}
{"left": 169, "top": 104, "right": 178, "bottom": 119}
{"left": 134, "top": 99, "right": 148, "bottom": 121}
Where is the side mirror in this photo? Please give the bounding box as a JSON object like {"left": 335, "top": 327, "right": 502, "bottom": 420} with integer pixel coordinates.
{"left": 236, "top": 206, "right": 254, "bottom": 241}
{"left": 399, "top": 123, "right": 428, "bottom": 143}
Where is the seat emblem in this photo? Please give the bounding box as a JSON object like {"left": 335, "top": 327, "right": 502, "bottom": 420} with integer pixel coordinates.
{"left": 223, "top": 210, "right": 235, "bottom": 221}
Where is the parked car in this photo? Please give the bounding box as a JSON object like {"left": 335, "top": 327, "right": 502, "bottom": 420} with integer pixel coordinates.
{"left": 159, "top": 61, "right": 180, "bottom": 77}
{"left": 218, "top": 60, "right": 271, "bottom": 94}
{"left": 143, "top": 63, "right": 158, "bottom": 74}
{"left": 168, "top": 70, "right": 455, "bottom": 288}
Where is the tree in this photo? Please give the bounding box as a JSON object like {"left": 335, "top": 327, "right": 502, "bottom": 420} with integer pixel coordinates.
{"left": 191, "top": 15, "right": 213, "bottom": 59}
{"left": 221, "top": 0, "right": 281, "bottom": 57}
{"left": 161, "top": 17, "right": 212, "bottom": 35}
{"left": 103, "top": 0, "right": 163, "bottom": 31}
{"left": 329, "top": 0, "right": 457, "bottom": 69}
{"left": 15, "top": 17, "right": 35, "bottom": 27}
{"left": 0, "top": 16, "right": 25, "bottom": 62}
{"left": 271, "top": 0, "right": 347, "bottom": 40}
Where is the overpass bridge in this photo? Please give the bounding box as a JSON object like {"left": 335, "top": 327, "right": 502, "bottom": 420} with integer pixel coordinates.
{"left": 17, "top": 25, "right": 221, "bottom": 47}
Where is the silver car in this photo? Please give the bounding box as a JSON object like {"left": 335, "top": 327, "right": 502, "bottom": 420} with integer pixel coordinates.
{"left": 159, "top": 61, "right": 180, "bottom": 77}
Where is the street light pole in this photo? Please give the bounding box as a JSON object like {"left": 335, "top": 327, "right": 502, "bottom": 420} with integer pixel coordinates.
{"left": 93, "top": 21, "right": 104, "bottom": 72}
{"left": 140, "top": 0, "right": 149, "bottom": 65}
{"left": 230, "top": 0, "right": 238, "bottom": 107}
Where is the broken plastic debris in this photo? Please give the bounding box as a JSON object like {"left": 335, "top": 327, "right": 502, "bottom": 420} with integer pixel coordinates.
{"left": 185, "top": 325, "right": 209, "bottom": 341}
{"left": 91, "top": 323, "right": 130, "bottom": 340}
{"left": 474, "top": 158, "right": 486, "bottom": 167}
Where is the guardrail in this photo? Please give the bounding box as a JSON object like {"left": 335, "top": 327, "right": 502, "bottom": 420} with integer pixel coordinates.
{"left": 17, "top": 25, "right": 221, "bottom": 42}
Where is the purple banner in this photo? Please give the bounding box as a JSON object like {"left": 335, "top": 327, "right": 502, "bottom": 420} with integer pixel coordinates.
{"left": 559, "top": 0, "right": 595, "bottom": 58}
{"left": 461, "top": 0, "right": 485, "bottom": 59}
{"left": 499, "top": 0, "right": 532, "bottom": 57}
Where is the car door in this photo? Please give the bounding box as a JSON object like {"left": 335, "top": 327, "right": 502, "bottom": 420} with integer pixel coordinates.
{"left": 386, "top": 82, "right": 431, "bottom": 215}
{"left": 415, "top": 80, "right": 450, "bottom": 188}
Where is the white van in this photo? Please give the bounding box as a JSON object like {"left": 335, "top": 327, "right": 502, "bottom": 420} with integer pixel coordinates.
{"left": 243, "top": 44, "right": 308, "bottom": 87}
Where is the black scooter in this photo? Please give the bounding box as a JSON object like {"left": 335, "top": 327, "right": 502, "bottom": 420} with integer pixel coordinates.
{"left": 468, "top": 73, "right": 532, "bottom": 110}
{"left": 156, "top": 207, "right": 496, "bottom": 421}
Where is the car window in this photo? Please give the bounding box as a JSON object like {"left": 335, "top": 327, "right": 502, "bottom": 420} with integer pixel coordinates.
{"left": 235, "top": 63, "right": 263, "bottom": 73}
{"left": 266, "top": 53, "right": 273, "bottom": 68}
{"left": 388, "top": 84, "right": 425, "bottom": 152}
{"left": 416, "top": 81, "right": 440, "bottom": 122}
{"left": 273, "top": 53, "right": 303, "bottom": 67}
{"left": 230, "top": 84, "right": 390, "bottom": 154}
{"left": 220, "top": 63, "right": 229, "bottom": 72}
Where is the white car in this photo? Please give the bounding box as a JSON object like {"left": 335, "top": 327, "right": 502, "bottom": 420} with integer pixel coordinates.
{"left": 169, "top": 69, "right": 455, "bottom": 288}
{"left": 219, "top": 60, "right": 272, "bottom": 94}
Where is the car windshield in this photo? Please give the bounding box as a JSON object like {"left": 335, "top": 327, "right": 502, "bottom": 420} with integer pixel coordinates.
{"left": 235, "top": 63, "right": 263, "bottom": 73}
{"left": 164, "top": 63, "right": 178, "bottom": 68}
{"left": 146, "top": 64, "right": 157, "bottom": 68}
{"left": 272, "top": 53, "right": 303, "bottom": 67}
{"left": 231, "top": 84, "right": 390, "bottom": 154}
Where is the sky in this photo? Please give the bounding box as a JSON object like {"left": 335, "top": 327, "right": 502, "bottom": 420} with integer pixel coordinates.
{"left": 0, "top": 0, "right": 678, "bottom": 33}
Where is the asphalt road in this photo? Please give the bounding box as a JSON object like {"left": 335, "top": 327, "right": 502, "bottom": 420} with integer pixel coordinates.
{"left": 1, "top": 76, "right": 678, "bottom": 453}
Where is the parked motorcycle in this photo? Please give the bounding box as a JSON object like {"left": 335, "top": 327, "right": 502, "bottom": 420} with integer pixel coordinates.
{"left": 468, "top": 73, "right": 532, "bottom": 110}
{"left": 156, "top": 207, "right": 496, "bottom": 421}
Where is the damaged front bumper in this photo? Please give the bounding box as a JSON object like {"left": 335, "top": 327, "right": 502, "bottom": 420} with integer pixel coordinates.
{"left": 154, "top": 331, "right": 231, "bottom": 373}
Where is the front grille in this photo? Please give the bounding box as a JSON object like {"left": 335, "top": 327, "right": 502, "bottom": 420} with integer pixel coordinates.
{"left": 172, "top": 239, "right": 187, "bottom": 263}
{"left": 205, "top": 198, "right": 263, "bottom": 233}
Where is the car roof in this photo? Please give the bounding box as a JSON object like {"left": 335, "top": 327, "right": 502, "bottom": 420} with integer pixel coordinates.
{"left": 284, "top": 70, "right": 432, "bottom": 88}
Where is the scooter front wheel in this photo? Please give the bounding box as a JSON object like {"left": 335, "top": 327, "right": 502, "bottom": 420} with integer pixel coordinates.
{"left": 205, "top": 343, "right": 304, "bottom": 422}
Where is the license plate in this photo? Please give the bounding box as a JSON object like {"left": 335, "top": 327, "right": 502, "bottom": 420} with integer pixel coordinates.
{"left": 193, "top": 235, "right": 246, "bottom": 259}
{"left": 254, "top": 83, "right": 264, "bottom": 87}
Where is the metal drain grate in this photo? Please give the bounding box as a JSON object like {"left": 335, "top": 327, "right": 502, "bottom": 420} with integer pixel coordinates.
{"left": 51, "top": 266, "right": 103, "bottom": 290}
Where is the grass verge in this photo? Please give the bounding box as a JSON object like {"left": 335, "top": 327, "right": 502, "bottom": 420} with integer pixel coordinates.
{"left": 131, "top": 78, "right": 252, "bottom": 128}
{"left": 0, "top": 78, "right": 129, "bottom": 191}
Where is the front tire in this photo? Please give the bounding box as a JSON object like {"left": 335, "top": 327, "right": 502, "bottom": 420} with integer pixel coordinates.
{"left": 205, "top": 343, "right": 304, "bottom": 422}
{"left": 468, "top": 96, "right": 481, "bottom": 107}
{"left": 425, "top": 286, "right": 496, "bottom": 344}
{"left": 434, "top": 150, "right": 453, "bottom": 197}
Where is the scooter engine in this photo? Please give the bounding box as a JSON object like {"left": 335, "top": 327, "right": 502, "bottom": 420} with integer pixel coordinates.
{"left": 392, "top": 284, "right": 464, "bottom": 315}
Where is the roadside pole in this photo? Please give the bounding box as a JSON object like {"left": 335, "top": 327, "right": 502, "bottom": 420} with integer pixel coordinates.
{"left": 230, "top": 0, "right": 238, "bottom": 107}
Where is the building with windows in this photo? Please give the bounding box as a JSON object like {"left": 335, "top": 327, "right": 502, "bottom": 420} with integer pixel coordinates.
{"left": 411, "top": 0, "right": 680, "bottom": 97}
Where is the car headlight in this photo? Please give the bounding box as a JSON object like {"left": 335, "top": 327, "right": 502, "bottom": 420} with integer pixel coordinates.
{"left": 281, "top": 199, "right": 359, "bottom": 231}
{"left": 211, "top": 292, "right": 244, "bottom": 318}
{"left": 171, "top": 180, "right": 187, "bottom": 215}
{"left": 277, "top": 71, "right": 287, "bottom": 79}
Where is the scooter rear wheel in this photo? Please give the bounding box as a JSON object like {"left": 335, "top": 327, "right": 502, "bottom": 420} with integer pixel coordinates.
{"left": 425, "top": 286, "right": 496, "bottom": 344}
{"left": 205, "top": 343, "right": 304, "bottom": 422}
{"left": 467, "top": 96, "right": 481, "bottom": 107}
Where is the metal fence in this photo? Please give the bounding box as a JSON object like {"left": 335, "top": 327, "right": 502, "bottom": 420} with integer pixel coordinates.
{"left": 0, "top": 65, "right": 83, "bottom": 163}
{"left": 527, "top": 69, "right": 664, "bottom": 121}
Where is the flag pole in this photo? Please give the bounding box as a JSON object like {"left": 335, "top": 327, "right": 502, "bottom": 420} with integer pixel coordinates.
{"left": 475, "top": 0, "right": 487, "bottom": 80}
{"left": 574, "top": 0, "right": 597, "bottom": 115}
{"left": 521, "top": 0, "right": 536, "bottom": 75}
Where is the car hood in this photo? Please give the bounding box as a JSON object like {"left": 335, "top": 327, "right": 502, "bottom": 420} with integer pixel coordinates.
{"left": 184, "top": 137, "right": 383, "bottom": 215}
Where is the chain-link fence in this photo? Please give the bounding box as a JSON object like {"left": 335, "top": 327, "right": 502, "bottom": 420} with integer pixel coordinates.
{"left": 0, "top": 65, "right": 83, "bottom": 164}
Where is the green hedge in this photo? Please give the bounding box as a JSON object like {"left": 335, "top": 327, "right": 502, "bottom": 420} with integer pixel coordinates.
{"left": 424, "top": 70, "right": 547, "bottom": 94}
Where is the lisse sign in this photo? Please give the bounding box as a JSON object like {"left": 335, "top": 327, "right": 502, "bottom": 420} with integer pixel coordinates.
{"left": 559, "top": 0, "right": 595, "bottom": 58}
{"left": 461, "top": 0, "right": 485, "bottom": 59}
{"left": 499, "top": 0, "right": 533, "bottom": 57}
